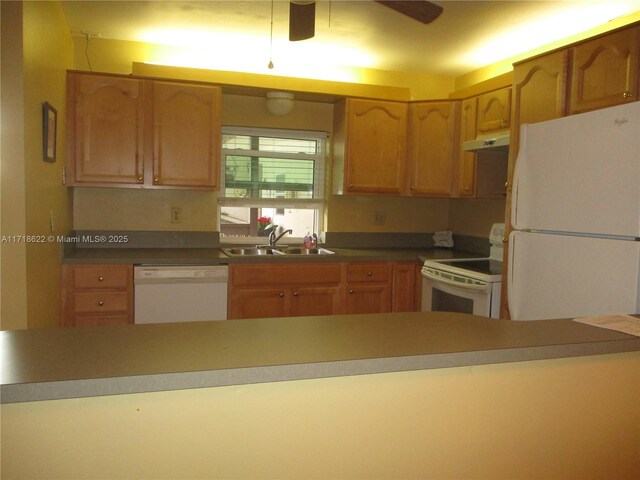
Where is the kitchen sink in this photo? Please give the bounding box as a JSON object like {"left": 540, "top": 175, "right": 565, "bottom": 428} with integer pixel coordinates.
{"left": 222, "top": 247, "right": 335, "bottom": 256}
{"left": 277, "top": 247, "right": 335, "bottom": 255}
{"left": 222, "top": 247, "right": 284, "bottom": 256}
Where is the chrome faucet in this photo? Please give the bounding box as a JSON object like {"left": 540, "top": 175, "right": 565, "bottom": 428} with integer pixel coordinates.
{"left": 269, "top": 229, "right": 292, "bottom": 247}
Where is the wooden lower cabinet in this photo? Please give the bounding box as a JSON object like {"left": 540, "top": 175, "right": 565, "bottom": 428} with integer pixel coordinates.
{"left": 228, "top": 260, "right": 420, "bottom": 320}
{"left": 392, "top": 262, "right": 418, "bottom": 312}
{"left": 346, "top": 263, "right": 392, "bottom": 314}
{"left": 228, "top": 263, "right": 344, "bottom": 319}
{"left": 61, "top": 264, "right": 133, "bottom": 326}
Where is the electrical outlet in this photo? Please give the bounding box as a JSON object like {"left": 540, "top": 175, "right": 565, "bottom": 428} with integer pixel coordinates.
{"left": 374, "top": 211, "right": 386, "bottom": 225}
{"left": 171, "top": 207, "right": 182, "bottom": 224}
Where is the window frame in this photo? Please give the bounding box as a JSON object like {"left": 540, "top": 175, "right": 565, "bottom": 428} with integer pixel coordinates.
{"left": 218, "top": 126, "right": 328, "bottom": 245}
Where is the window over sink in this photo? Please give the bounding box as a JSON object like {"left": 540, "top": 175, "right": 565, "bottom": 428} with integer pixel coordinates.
{"left": 219, "top": 126, "right": 327, "bottom": 243}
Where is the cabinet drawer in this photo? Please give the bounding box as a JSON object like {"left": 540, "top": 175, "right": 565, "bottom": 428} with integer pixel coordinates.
{"left": 73, "top": 265, "right": 131, "bottom": 290}
{"left": 347, "top": 263, "right": 392, "bottom": 283}
{"left": 72, "top": 292, "right": 130, "bottom": 314}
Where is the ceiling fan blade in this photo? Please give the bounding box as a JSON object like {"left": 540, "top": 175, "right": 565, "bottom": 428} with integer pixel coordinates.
{"left": 375, "top": 1, "right": 443, "bottom": 25}
{"left": 289, "top": 1, "right": 316, "bottom": 41}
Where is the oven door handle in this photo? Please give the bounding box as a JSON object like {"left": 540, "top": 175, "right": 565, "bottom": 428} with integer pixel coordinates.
{"left": 421, "top": 268, "right": 490, "bottom": 293}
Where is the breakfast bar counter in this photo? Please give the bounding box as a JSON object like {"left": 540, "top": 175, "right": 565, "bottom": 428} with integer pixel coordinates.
{"left": 2, "top": 311, "right": 639, "bottom": 404}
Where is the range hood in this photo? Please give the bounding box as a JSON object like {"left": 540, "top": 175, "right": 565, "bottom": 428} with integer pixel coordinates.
{"left": 463, "top": 131, "right": 510, "bottom": 153}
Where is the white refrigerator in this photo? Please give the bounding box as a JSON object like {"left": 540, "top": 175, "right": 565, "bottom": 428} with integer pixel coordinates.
{"left": 508, "top": 101, "right": 640, "bottom": 320}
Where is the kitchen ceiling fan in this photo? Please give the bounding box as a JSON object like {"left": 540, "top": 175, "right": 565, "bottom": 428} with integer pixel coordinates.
{"left": 289, "top": 0, "right": 444, "bottom": 41}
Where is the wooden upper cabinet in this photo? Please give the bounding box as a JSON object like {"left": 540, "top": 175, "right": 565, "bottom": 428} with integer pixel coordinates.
{"left": 476, "top": 87, "right": 511, "bottom": 133}
{"left": 68, "top": 72, "right": 145, "bottom": 185}
{"left": 407, "top": 101, "right": 459, "bottom": 197}
{"left": 570, "top": 25, "right": 640, "bottom": 114}
{"left": 333, "top": 98, "right": 407, "bottom": 195}
{"left": 512, "top": 50, "right": 569, "bottom": 128}
{"left": 452, "top": 97, "right": 477, "bottom": 197}
{"left": 151, "top": 82, "right": 221, "bottom": 188}
{"left": 67, "top": 71, "right": 221, "bottom": 189}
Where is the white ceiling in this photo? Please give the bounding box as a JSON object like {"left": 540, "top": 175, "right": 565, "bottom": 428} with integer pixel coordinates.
{"left": 61, "top": 1, "right": 640, "bottom": 79}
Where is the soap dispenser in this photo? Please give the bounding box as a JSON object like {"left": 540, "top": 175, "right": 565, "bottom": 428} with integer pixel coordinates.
{"left": 303, "top": 230, "right": 314, "bottom": 249}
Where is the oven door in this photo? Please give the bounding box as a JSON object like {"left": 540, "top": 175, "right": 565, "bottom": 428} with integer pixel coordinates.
{"left": 421, "top": 266, "right": 499, "bottom": 318}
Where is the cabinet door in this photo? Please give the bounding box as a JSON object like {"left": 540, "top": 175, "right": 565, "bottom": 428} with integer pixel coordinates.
{"left": 344, "top": 99, "right": 407, "bottom": 194}
{"left": 228, "top": 288, "right": 288, "bottom": 319}
{"left": 407, "top": 102, "right": 459, "bottom": 197}
{"left": 346, "top": 285, "right": 392, "bottom": 314}
{"left": 392, "top": 262, "right": 417, "bottom": 312}
{"left": 570, "top": 26, "right": 639, "bottom": 114}
{"left": 68, "top": 73, "right": 145, "bottom": 185}
{"left": 452, "top": 97, "right": 477, "bottom": 197}
{"left": 291, "top": 286, "right": 343, "bottom": 317}
{"left": 476, "top": 88, "right": 511, "bottom": 133}
{"left": 152, "top": 82, "right": 221, "bottom": 188}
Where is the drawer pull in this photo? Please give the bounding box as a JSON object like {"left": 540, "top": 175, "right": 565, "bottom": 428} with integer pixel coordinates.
{"left": 367, "top": 272, "right": 373, "bottom": 277}
{"left": 98, "top": 276, "right": 104, "bottom": 282}
{"left": 349, "top": 289, "right": 354, "bottom": 294}
{"left": 279, "top": 292, "right": 285, "bottom": 298}
{"left": 98, "top": 301, "right": 104, "bottom": 306}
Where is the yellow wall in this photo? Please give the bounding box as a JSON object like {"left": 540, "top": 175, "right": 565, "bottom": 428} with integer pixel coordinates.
{"left": 0, "top": 1, "right": 73, "bottom": 330}
{"left": 449, "top": 199, "right": 507, "bottom": 237}
{"left": 2, "top": 351, "right": 639, "bottom": 479}
{"left": 21, "top": 1, "right": 73, "bottom": 329}
{"left": 0, "top": 1, "right": 28, "bottom": 330}
{"left": 74, "top": 36, "right": 454, "bottom": 100}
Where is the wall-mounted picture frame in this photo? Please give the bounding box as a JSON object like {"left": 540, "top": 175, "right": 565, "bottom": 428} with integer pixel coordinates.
{"left": 42, "top": 102, "right": 57, "bottom": 162}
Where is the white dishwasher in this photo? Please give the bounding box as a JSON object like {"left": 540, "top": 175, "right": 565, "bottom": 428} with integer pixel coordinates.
{"left": 134, "top": 265, "right": 228, "bottom": 324}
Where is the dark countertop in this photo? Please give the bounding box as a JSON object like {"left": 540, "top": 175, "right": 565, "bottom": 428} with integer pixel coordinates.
{"left": 61, "top": 246, "right": 480, "bottom": 265}
{"left": 2, "top": 311, "right": 639, "bottom": 403}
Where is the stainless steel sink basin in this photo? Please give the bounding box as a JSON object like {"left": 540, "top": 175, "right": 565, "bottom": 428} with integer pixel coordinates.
{"left": 222, "top": 246, "right": 334, "bottom": 256}
{"left": 278, "top": 247, "right": 335, "bottom": 255}
{"left": 222, "top": 247, "right": 283, "bottom": 256}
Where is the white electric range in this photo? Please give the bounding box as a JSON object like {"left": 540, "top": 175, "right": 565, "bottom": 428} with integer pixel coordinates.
{"left": 421, "top": 223, "right": 504, "bottom": 318}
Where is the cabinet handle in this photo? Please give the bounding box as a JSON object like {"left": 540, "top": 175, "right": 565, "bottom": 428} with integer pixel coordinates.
{"left": 348, "top": 184, "right": 353, "bottom": 189}
{"left": 504, "top": 181, "right": 512, "bottom": 192}
{"left": 279, "top": 292, "right": 285, "bottom": 298}
{"left": 349, "top": 289, "right": 354, "bottom": 294}
{"left": 98, "top": 276, "right": 104, "bottom": 282}
{"left": 367, "top": 271, "right": 373, "bottom": 277}
{"left": 98, "top": 301, "right": 104, "bottom": 306}
{"left": 137, "top": 176, "right": 144, "bottom": 183}
{"left": 465, "top": 187, "right": 470, "bottom": 192}
{"left": 410, "top": 185, "right": 415, "bottom": 191}
{"left": 293, "top": 292, "right": 299, "bottom": 297}
{"left": 623, "top": 91, "right": 633, "bottom": 98}
{"left": 154, "top": 177, "right": 160, "bottom": 184}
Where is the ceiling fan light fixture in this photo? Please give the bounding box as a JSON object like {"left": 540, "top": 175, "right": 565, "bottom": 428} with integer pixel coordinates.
{"left": 289, "top": 1, "right": 315, "bottom": 41}
{"left": 265, "top": 91, "right": 295, "bottom": 115}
